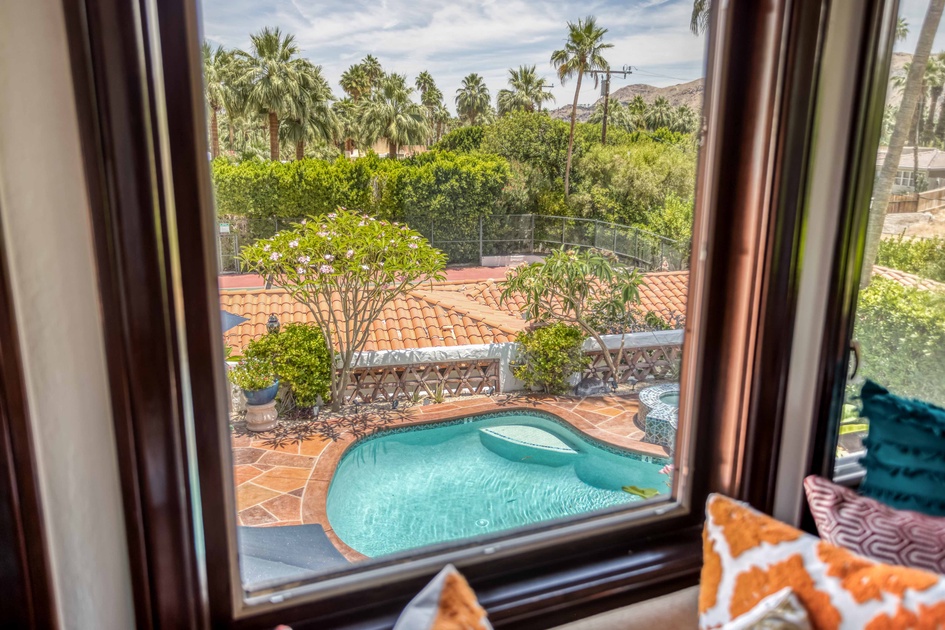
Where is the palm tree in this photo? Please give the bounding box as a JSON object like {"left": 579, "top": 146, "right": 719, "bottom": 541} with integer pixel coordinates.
{"left": 924, "top": 54, "right": 945, "bottom": 145}
{"left": 690, "top": 0, "right": 710, "bottom": 35}
{"left": 645, "top": 96, "right": 673, "bottom": 130}
{"left": 455, "top": 73, "right": 491, "bottom": 125}
{"left": 236, "top": 27, "right": 309, "bottom": 161}
{"left": 340, "top": 64, "right": 371, "bottom": 102}
{"left": 431, "top": 104, "right": 451, "bottom": 143}
{"left": 496, "top": 65, "right": 555, "bottom": 115}
{"left": 863, "top": 0, "right": 945, "bottom": 285}
{"left": 358, "top": 74, "right": 429, "bottom": 158}
{"left": 282, "top": 63, "right": 340, "bottom": 160}
{"left": 672, "top": 105, "right": 698, "bottom": 134}
{"left": 627, "top": 95, "right": 648, "bottom": 129}
{"left": 360, "top": 55, "right": 384, "bottom": 87}
{"left": 897, "top": 17, "right": 910, "bottom": 42}
{"left": 202, "top": 42, "right": 230, "bottom": 158}
{"left": 551, "top": 16, "right": 612, "bottom": 196}
{"left": 415, "top": 71, "right": 437, "bottom": 101}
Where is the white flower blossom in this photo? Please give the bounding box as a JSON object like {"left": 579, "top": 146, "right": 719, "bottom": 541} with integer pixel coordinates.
{"left": 296, "top": 266, "right": 305, "bottom": 274}
{"left": 300, "top": 219, "right": 307, "bottom": 225}
{"left": 270, "top": 252, "right": 281, "bottom": 261}
{"left": 324, "top": 254, "right": 334, "bottom": 261}
{"left": 409, "top": 243, "right": 419, "bottom": 249}
{"left": 327, "top": 212, "right": 337, "bottom": 219}
{"left": 263, "top": 244, "right": 271, "bottom": 252}
{"left": 298, "top": 256, "right": 310, "bottom": 264}
{"left": 410, "top": 235, "right": 419, "bottom": 240}
{"left": 317, "top": 231, "right": 328, "bottom": 238}
{"left": 358, "top": 221, "right": 366, "bottom": 226}
{"left": 361, "top": 264, "right": 369, "bottom": 271}
{"left": 346, "top": 249, "right": 354, "bottom": 259}
{"left": 319, "top": 264, "right": 333, "bottom": 273}
{"left": 289, "top": 240, "right": 299, "bottom": 248}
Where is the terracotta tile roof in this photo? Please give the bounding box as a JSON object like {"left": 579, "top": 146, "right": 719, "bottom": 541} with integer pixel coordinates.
{"left": 872, "top": 265, "right": 945, "bottom": 292}
{"left": 220, "top": 266, "right": 937, "bottom": 354}
{"left": 462, "top": 271, "right": 690, "bottom": 319}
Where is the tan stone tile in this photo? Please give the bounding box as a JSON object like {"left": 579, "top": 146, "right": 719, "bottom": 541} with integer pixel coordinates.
{"left": 232, "top": 447, "right": 266, "bottom": 465}
{"left": 261, "top": 494, "right": 302, "bottom": 522}
{"left": 298, "top": 437, "right": 330, "bottom": 457}
{"left": 592, "top": 407, "right": 625, "bottom": 418}
{"left": 251, "top": 439, "right": 300, "bottom": 455}
{"left": 599, "top": 415, "right": 648, "bottom": 437}
{"left": 253, "top": 466, "right": 311, "bottom": 493}
{"left": 234, "top": 464, "right": 263, "bottom": 486}
{"left": 239, "top": 505, "right": 276, "bottom": 526}
{"left": 231, "top": 435, "right": 252, "bottom": 448}
{"left": 257, "top": 450, "right": 315, "bottom": 468}
{"left": 236, "top": 483, "right": 280, "bottom": 510}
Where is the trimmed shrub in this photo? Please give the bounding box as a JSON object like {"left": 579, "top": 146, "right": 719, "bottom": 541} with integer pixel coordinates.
{"left": 512, "top": 323, "right": 590, "bottom": 394}
{"left": 877, "top": 235, "right": 945, "bottom": 283}
{"left": 854, "top": 277, "right": 945, "bottom": 406}
{"left": 433, "top": 125, "right": 484, "bottom": 153}
{"left": 244, "top": 323, "right": 333, "bottom": 407}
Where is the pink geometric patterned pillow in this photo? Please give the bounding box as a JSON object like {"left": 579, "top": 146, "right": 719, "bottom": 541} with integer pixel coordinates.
{"left": 804, "top": 475, "right": 945, "bottom": 575}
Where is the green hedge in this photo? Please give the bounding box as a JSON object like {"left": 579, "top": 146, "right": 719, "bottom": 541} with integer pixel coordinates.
{"left": 211, "top": 152, "right": 510, "bottom": 263}
{"left": 877, "top": 235, "right": 945, "bottom": 283}
{"left": 854, "top": 277, "right": 945, "bottom": 406}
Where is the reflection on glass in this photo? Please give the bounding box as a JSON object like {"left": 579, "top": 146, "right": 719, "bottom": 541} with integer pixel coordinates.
{"left": 841, "top": 0, "right": 945, "bottom": 459}
{"left": 200, "top": 0, "right": 706, "bottom": 589}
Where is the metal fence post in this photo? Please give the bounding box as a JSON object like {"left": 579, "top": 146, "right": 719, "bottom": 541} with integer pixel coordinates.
{"left": 235, "top": 232, "right": 241, "bottom": 273}
{"left": 479, "top": 215, "right": 484, "bottom": 265}
{"left": 561, "top": 217, "right": 566, "bottom": 246}
{"left": 613, "top": 224, "right": 618, "bottom": 254}
{"left": 530, "top": 214, "right": 535, "bottom": 253}
{"left": 594, "top": 221, "right": 600, "bottom": 248}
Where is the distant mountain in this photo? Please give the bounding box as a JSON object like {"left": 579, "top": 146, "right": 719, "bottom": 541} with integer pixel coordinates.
{"left": 548, "top": 54, "right": 912, "bottom": 124}
{"left": 550, "top": 78, "right": 705, "bottom": 123}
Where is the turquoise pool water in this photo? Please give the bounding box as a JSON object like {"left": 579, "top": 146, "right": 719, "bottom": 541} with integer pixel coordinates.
{"left": 326, "top": 411, "right": 670, "bottom": 558}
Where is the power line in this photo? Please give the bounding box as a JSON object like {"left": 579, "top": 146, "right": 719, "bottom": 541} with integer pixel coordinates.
{"left": 630, "top": 67, "right": 696, "bottom": 83}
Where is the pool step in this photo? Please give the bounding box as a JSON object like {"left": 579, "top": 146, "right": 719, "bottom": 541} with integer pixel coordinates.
{"left": 480, "top": 425, "right": 578, "bottom": 467}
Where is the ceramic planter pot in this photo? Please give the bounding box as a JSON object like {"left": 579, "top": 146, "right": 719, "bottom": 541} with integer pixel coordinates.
{"left": 243, "top": 380, "right": 279, "bottom": 406}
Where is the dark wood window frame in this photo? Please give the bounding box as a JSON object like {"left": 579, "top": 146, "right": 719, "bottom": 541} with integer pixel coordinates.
{"left": 51, "top": 0, "right": 891, "bottom": 627}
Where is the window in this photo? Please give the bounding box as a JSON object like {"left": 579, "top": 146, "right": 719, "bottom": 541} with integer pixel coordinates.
{"left": 831, "top": 0, "right": 945, "bottom": 477}
{"left": 895, "top": 169, "right": 915, "bottom": 187}
{"left": 59, "top": 0, "right": 860, "bottom": 625}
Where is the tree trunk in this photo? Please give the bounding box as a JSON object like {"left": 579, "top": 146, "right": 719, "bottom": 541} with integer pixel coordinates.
{"left": 388, "top": 139, "right": 397, "bottom": 159}
{"left": 228, "top": 122, "right": 235, "bottom": 152}
{"left": 210, "top": 108, "right": 220, "bottom": 158}
{"left": 268, "top": 111, "right": 280, "bottom": 161}
{"left": 926, "top": 86, "right": 942, "bottom": 143}
{"left": 564, "top": 71, "right": 584, "bottom": 198}
{"left": 296, "top": 139, "right": 304, "bottom": 161}
{"left": 936, "top": 95, "right": 945, "bottom": 145}
{"left": 862, "top": 0, "right": 945, "bottom": 288}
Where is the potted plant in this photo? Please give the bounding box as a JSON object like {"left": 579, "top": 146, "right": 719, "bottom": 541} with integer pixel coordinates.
{"left": 229, "top": 355, "right": 279, "bottom": 406}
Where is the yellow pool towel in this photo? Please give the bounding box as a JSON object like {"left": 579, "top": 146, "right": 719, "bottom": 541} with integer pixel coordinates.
{"left": 622, "top": 485, "right": 659, "bottom": 499}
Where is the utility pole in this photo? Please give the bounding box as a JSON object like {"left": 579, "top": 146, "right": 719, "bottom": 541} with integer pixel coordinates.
{"left": 586, "top": 66, "right": 632, "bottom": 145}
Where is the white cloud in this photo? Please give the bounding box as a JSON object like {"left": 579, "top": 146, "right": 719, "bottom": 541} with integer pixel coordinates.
{"left": 198, "top": 0, "right": 706, "bottom": 114}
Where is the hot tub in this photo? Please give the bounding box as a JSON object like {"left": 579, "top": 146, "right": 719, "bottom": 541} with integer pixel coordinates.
{"left": 639, "top": 383, "right": 680, "bottom": 450}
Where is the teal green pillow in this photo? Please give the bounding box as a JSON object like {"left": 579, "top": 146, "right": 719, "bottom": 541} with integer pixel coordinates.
{"left": 859, "top": 380, "right": 945, "bottom": 516}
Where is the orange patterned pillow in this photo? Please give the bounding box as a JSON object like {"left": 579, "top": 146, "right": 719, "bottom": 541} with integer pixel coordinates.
{"left": 700, "top": 494, "right": 945, "bottom": 630}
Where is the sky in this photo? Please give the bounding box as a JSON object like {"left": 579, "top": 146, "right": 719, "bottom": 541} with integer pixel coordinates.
{"left": 198, "top": 0, "right": 707, "bottom": 115}
{"left": 897, "top": 0, "right": 945, "bottom": 54}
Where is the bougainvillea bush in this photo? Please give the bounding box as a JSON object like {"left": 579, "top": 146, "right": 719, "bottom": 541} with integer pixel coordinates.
{"left": 241, "top": 209, "right": 446, "bottom": 410}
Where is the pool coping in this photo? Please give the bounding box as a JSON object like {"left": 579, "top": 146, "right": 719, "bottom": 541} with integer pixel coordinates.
{"left": 300, "top": 397, "right": 673, "bottom": 562}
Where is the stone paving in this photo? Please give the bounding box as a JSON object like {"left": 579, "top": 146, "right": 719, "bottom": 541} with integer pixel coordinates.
{"left": 230, "top": 392, "right": 671, "bottom": 559}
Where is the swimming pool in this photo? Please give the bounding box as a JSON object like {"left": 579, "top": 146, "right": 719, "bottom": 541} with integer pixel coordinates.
{"left": 325, "top": 410, "right": 670, "bottom": 558}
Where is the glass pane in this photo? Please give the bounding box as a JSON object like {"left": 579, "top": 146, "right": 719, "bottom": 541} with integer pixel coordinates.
{"left": 840, "top": 0, "right": 945, "bottom": 461}
{"left": 199, "top": 0, "right": 707, "bottom": 592}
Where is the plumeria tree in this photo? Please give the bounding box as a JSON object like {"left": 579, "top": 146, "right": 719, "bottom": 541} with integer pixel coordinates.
{"left": 241, "top": 209, "right": 447, "bottom": 410}
{"left": 500, "top": 248, "right": 643, "bottom": 382}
